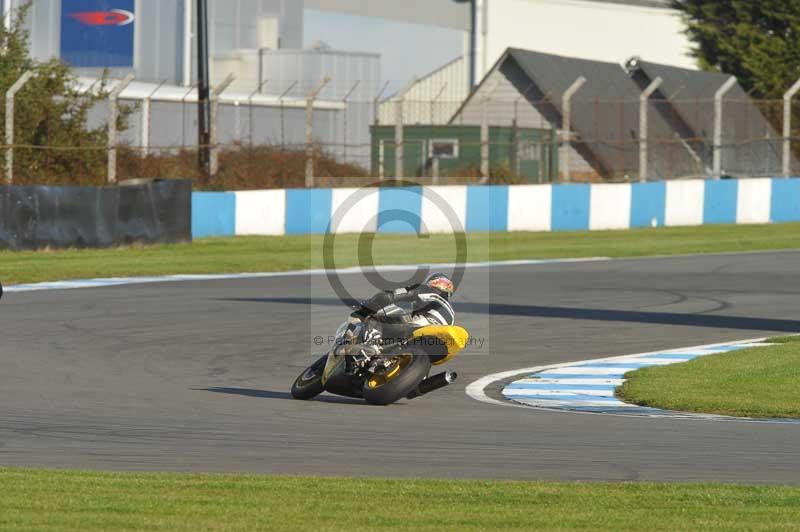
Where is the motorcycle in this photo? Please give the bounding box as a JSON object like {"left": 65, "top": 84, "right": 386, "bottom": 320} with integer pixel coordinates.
{"left": 291, "top": 317, "right": 469, "bottom": 405}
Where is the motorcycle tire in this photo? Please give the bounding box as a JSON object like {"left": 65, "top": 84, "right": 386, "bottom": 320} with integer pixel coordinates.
{"left": 362, "top": 350, "right": 431, "bottom": 406}
{"left": 291, "top": 355, "right": 327, "bottom": 400}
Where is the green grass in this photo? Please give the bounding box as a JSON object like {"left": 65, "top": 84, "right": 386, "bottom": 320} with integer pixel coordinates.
{"left": 1, "top": 468, "right": 800, "bottom": 531}
{"left": 618, "top": 336, "right": 800, "bottom": 418}
{"left": 1, "top": 222, "right": 799, "bottom": 285}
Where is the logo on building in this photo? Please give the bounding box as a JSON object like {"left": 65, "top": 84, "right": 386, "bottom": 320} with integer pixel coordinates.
{"left": 69, "top": 9, "right": 135, "bottom": 26}
{"left": 60, "top": 1, "right": 136, "bottom": 68}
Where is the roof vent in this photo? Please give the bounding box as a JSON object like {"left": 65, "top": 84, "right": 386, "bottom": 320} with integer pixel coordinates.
{"left": 624, "top": 56, "right": 642, "bottom": 75}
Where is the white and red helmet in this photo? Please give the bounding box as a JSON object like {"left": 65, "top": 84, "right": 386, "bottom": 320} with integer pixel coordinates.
{"left": 424, "top": 273, "right": 455, "bottom": 297}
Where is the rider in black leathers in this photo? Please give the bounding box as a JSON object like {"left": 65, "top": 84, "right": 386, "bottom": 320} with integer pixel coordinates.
{"left": 350, "top": 273, "right": 456, "bottom": 348}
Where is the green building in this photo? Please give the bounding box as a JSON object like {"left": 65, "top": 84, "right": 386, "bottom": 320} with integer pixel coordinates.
{"left": 370, "top": 125, "right": 558, "bottom": 183}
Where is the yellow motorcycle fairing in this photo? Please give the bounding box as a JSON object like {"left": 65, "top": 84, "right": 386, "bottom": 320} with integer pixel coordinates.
{"left": 411, "top": 325, "right": 469, "bottom": 365}
{"left": 321, "top": 350, "right": 344, "bottom": 386}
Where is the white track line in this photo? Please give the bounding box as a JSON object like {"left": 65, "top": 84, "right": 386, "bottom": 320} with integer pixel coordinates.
{"left": 7, "top": 247, "right": 800, "bottom": 294}
{"left": 465, "top": 337, "right": 800, "bottom": 424}
{"left": 3, "top": 257, "right": 608, "bottom": 293}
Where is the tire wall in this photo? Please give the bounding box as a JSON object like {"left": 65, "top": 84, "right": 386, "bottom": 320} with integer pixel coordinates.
{"left": 0, "top": 180, "right": 192, "bottom": 250}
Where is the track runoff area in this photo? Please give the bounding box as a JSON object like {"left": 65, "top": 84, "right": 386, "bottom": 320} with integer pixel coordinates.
{"left": 2, "top": 247, "right": 800, "bottom": 529}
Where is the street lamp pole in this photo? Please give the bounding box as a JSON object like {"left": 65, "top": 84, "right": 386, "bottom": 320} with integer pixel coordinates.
{"left": 196, "top": 0, "right": 211, "bottom": 178}
{"left": 454, "top": 0, "right": 476, "bottom": 93}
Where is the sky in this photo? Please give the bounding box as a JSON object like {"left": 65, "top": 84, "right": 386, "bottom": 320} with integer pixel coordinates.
{"left": 303, "top": 9, "right": 463, "bottom": 94}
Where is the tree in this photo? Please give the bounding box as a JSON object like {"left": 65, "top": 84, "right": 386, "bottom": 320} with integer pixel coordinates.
{"left": 0, "top": 2, "right": 129, "bottom": 185}
{"left": 673, "top": 0, "right": 800, "bottom": 99}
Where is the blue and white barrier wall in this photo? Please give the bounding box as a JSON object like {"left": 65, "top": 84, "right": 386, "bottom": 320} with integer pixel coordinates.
{"left": 191, "top": 178, "right": 800, "bottom": 238}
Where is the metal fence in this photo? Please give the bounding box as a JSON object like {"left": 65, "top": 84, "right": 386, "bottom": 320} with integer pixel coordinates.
{"left": 5, "top": 72, "right": 800, "bottom": 188}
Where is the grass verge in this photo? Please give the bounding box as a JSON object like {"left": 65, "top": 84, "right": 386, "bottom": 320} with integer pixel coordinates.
{"left": 0, "top": 222, "right": 799, "bottom": 285}
{"left": 1, "top": 468, "right": 800, "bottom": 531}
{"left": 617, "top": 336, "right": 800, "bottom": 418}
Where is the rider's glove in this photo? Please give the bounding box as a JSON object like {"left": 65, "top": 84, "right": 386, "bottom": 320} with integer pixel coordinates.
{"left": 358, "top": 291, "right": 394, "bottom": 315}
{"left": 350, "top": 307, "right": 369, "bottom": 320}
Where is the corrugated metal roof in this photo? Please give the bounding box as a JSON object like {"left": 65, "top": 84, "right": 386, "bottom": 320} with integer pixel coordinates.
{"left": 75, "top": 77, "right": 345, "bottom": 110}
{"left": 452, "top": 47, "right": 789, "bottom": 179}
{"left": 628, "top": 59, "right": 793, "bottom": 176}
{"left": 498, "top": 48, "right": 699, "bottom": 179}
{"left": 379, "top": 56, "right": 468, "bottom": 125}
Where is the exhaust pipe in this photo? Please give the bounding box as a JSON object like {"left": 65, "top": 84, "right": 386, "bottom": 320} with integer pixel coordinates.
{"left": 406, "top": 371, "right": 457, "bottom": 399}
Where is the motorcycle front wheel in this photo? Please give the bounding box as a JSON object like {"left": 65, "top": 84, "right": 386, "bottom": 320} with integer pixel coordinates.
{"left": 362, "top": 349, "right": 431, "bottom": 406}
{"left": 291, "top": 355, "right": 327, "bottom": 400}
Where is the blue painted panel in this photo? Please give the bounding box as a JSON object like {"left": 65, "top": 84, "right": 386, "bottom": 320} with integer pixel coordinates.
{"left": 285, "top": 188, "right": 333, "bottom": 234}
{"left": 192, "top": 192, "right": 236, "bottom": 238}
{"left": 551, "top": 184, "right": 590, "bottom": 231}
{"left": 703, "top": 179, "right": 738, "bottom": 224}
{"left": 771, "top": 178, "right": 800, "bottom": 222}
{"left": 60, "top": 0, "right": 135, "bottom": 67}
{"left": 466, "top": 185, "right": 509, "bottom": 232}
{"left": 377, "top": 187, "right": 423, "bottom": 233}
{"left": 630, "top": 182, "right": 666, "bottom": 228}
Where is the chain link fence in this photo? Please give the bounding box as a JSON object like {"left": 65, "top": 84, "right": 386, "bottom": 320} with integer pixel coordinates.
{"left": 4, "top": 74, "right": 800, "bottom": 189}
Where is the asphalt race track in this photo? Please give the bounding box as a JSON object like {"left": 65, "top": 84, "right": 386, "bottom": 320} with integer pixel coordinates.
{"left": 2, "top": 251, "right": 800, "bottom": 483}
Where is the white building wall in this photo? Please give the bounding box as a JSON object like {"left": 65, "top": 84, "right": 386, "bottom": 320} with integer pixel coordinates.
{"left": 480, "top": 0, "right": 694, "bottom": 82}
{"left": 452, "top": 68, "right": 594, "bottom": 176}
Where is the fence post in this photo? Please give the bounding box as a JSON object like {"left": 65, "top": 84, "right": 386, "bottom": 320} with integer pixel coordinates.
{"left": 431, "top": 82, "right": 448, "bottom": 124}
{"left": 305, "top": 76, "right": 331, "bottom": 188}
{"left": 561, "top": 76, "right": 586, "bottom": 183}
{"left": 373, "top": 81, "right": 390, "bottom": 126}
{"left": 141, "top": 79, "right": 166, "bottom": 157}
{"left": 713, "top": 76, "right": 737, "bottom": 179}
{"left": 209, "top": 73, "right": 235, "bottom": 177}
{"left": 393, "top": 78, "right": 417, "bottom": 180}
{"left": 180, "top": 83, "right": 197, "bottom": 148}
{"left": 342, "top": 81, "right": 360, "bottom": 164}
{"left": 394, "top": 98, "right": 404, "bottom": 179}
{"left": 638, "top": 76, "right": 663, "bottom": 182}
{"left": 248, "top": 79, "right": 269, "bottom": 147}
{"left": 279, "top": 81, "right": 298, "bottom": 150}
{"left": 783, "top": 78, "right": 800, "bottom": 177}
{"left": 480, "top": 81, "right": 499, "bottom": 184}
{"left": 379, "top": 141, "right": 386, "bottom": 179}
{"left": 108, "top": 73, "right": 135, "bottom": 184}
{"left": 5, "top": 70, "right": 33, "bottom": 185}
{"left": 2, "top": 2, "right": 11, "bottom": 33}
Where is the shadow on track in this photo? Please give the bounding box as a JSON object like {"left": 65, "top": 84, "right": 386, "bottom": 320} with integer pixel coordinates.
{"left": 217, "top": 297, "right": 800, "bottom": 333}
{"left": 196, "top": 387, "right": 367, "bottom": 405}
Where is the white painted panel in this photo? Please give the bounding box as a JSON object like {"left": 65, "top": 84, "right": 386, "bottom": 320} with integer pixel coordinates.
{"left": 503, "top": 388, "right": 615, "bottom": 397}
{"left": 484, "top": 0, "right": 694, "bottom": 84}
{"left": 736, "top": 179, "right": 772, "bottom": 224}
{"left": 539, "top": 366, "right": 639, "bottom": 375}
{"left": 235, "top": 190, "right": 285, "bottom": 235}
{"left": 330, "top": 187, "right": 380, "bottom": 234}
{"left": 420, "top": 186, "right": 467, "bottom": 234}
{"left": 665, "top": 180, "right": 705, "bottom": 227}
{"left": 589, "top": 183, "right": 631, "bottom": 230}
{"left": 507, "top": 184, "right": 552, "bottom": 232}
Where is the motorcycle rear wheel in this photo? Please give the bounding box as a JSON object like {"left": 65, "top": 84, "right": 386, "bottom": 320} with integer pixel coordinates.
{"left": 362, "top": 350, "right": 431, "bottom": 406}
{"left": 291, "top": 355, "right": 327, "bottom": 400}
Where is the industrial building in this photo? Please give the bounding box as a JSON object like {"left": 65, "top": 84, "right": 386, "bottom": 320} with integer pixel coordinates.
{"left": 446, "top": 48, "right": 790, "bottom": 181}
{"left": 370, "top": 124, "right": 558, "bottom": 182}
{"left": 308, "top": 0, "right": 694, "bottom": 87}
{"left": 2, "top": 0, "right": 304, "bottom": 86}
{"left": 1, "top": 0, "right": 379, "bottom": 166}
{"left": 8, "top": 0, "right": 761, "bottom": 180}
{"left": 312, "top": 0, "right": 696, "bottom": 125}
